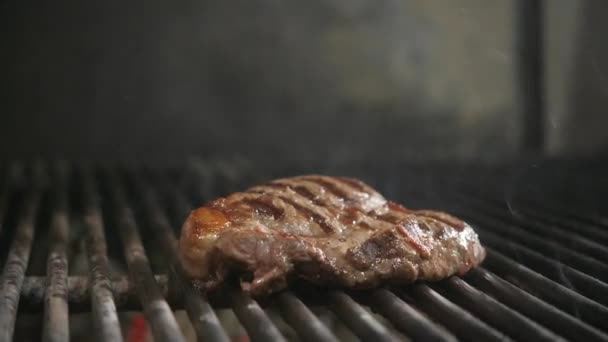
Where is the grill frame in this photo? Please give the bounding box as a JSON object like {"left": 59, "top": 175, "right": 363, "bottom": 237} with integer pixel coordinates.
{"left": 0, "top": 159, "right": 607, "bottom": 342}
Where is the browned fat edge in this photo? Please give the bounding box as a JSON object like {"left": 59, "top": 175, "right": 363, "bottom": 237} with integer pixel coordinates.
{"left": 276, "top": 195, "right": 336, "bottom": 234}
{"left": 242, "top": 198, "right": 284, "bottom": 220}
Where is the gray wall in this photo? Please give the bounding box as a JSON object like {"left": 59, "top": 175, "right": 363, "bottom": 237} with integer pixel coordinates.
{"left": 0, "top": 0, "right": 605, "bottom": 161}
{"left": 545, "top": 0, "right": 608, "bottom": 157}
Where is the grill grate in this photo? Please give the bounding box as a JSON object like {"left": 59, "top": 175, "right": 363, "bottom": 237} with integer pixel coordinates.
{"left": 0, "top": 159, "right": 607, "bottom": 341}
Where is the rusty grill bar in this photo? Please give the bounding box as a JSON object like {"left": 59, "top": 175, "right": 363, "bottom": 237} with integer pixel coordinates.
{"left": 0, "top": 160, "right": 607, "bottom": 341}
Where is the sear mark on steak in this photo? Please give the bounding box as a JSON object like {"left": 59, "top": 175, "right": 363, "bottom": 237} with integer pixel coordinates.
{"left": 179, "top": 175, "right": 486, "bottom": 296}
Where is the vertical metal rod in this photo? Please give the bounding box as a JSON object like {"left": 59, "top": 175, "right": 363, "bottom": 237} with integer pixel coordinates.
{"left": 443, "top": 277, "right": 564, "bottom": 342}
{"left": 446, "top": 190, "right": 608, "bottom": 261}
{"left": 483, "top": 249, "right": 608, "bottom": 331}
{"left": 129, "top": 170, "right": 230, "bottom": 342}
{"left": 467, "top": 268, "right": 608, "bottom": 341}
{"left": 474, "top": 228, "right": 608, "bottom": 306}
{"left": 153, "top": 169, "right": 287, "bottom": 342}
{"left": 409, "top": 284, "right": 508, "bottom": 341}
{"left": 81, "top": 167, "right": 123, "bottom": 342}
{"left": 42, "top": 163, "right": 70, "bottom": 342}
{"left": 0, "top": 163, "right": 43, "bottom": 342}
{"left": 444, "top": 197, "right": 608, "bottom": 281}
{"left": 369, "top": 289, "right": 458, "bottom": 342}
{"left": 445, "top": 182, "right": 608, "bottom": 246}
{"left": 277, "top": 291, "right": 340, "bottom": 342}
{"left": 328, "top": 291, "right": 399, "bottom": 342}
{"left": 104, "top": 169, "right": 185, "bottom": 342}
{"left": 228, "top": 289, "right": 288, "bottom": 342}
{"left": 517, "top": 0, "right": 545, "bottom": 153}
{"left": 0, "top": 165, "right": 14, "bottom": 237}
{"left": 19, "top": 275, "right": 167, "bottom": 311}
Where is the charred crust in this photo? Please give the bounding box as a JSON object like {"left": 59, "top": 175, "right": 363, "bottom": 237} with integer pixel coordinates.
{"left": 242, "top": 198, "right": 284, "bottom": 219}
{"left": 179, "top": 176, "right": 485, "bottom": 296}
{"left": 277, "top": 196, "right": 336, "bottom": 233}
{"left": 413, "top": 210, "right": 466, "bottom": 231}
{"left": 335, "top": 176, "right": 369, "bottom": 193}
{"left": 345, "top": 230, "right": 408, "bottom": 270}
{"left": 299, "top": 176, "right": 353, "bottom": 201}
{"left": 387, "top": 201, "right": 410, "bottom": 213}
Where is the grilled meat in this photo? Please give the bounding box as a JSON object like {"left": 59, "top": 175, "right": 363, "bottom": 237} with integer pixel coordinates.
{"left": 179, "top": 175, "right": 485, "bottom": 296}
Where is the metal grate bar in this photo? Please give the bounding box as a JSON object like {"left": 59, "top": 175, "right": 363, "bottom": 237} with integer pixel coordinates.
{"left": 104, "top": 170, "right": 185, "bottom": 342}
{"left": 0, "top": 163, "right": 43, "bottom": 342}
{"left": 391, "top": 177, "right": 608, "bottom": 281}
{"left": 20, "top": 275, "right": 168, "bottom": 311}
{"left": 436, "top": 188, "right": 608, "bottom": 267}
{"left": 3, "top": 160, "right": 608, "bottom": 341}
{"left": 130, "top": 171, "right": 231, "bottom": 342}
{"left": 447, "top": 177, "right": 608, "bottom": 243}
{"left": 441, "top": 277, "right": 565, "bottom": 342}
{"left": 478, "top": 228, "right": 608, "bottom": 306}
{"left": 0, "top": 166, "right": 12, "bottom": 237}
{"left": 447, "top": 190, "right": 608, "bottom": 261}
{"left": 158, "top": 166, "right": 289, "bottom": 342}
{"left": 277, "top": 292, "right": 339, "bottom": 342}
{"left": 369, "top": 288, "right": 458, "bottom": 342}
{"left": 229, "top": 289, "right": 287, "bottom": 342}
{"left": 328, "top": 291, "right": 399, "bottom": 342}
{"left": 467, "top": 268, "right": 608, "bottom": 342}
{"left": 346, "top": 164, "right": 608, "bottom": 341}
{"left": 42, "top": 163, "right": 70, "bottom": 342}
{"left": 455, "top": 207, "right": 608, "bottom": 282}
{"left": 80, "top": 168, "right": 123, "bottom": 341}
{"left": 519, "top": 198, "right": 608, "bottom": 233}
{"left": 408, "top": 284, "right": 509, "bottom": 341}
{"left": 169, "top": 167, "right": 353, "bottom": 342}
{"left": 483, "top": 249, "right": 608, "bottom": 331}
{"left": 513, "top": 207, "right": 608, "bottom": 245}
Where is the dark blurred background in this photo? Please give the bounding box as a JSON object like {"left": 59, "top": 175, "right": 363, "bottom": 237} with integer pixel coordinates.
{"left": 1, "top": 0, "right": 606, "bottom": 162}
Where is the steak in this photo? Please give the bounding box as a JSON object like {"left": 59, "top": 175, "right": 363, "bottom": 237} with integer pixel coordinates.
{"left": 179, "top": 175, "right": 485, "bottom": 296}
